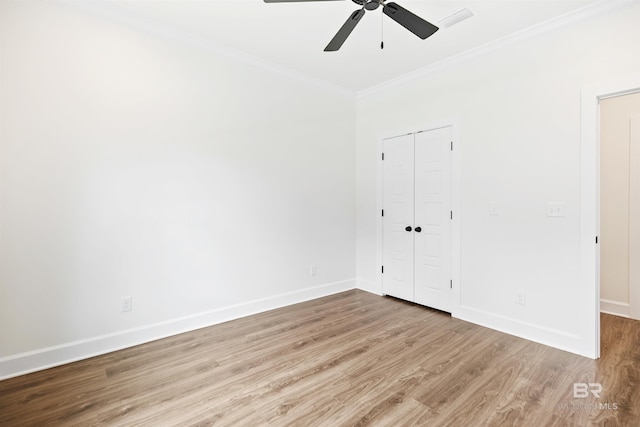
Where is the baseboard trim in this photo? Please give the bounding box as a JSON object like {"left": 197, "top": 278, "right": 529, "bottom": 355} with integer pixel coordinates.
{"left": 0, "top": 279, "right": 355, "bottom": 380}
{"left": 454, "top": 304, "right": 591, "bottom": 358}
{"left": 356, "top": 278, "right": 382, "bottom": 295}
{"left": 600, "top": 299, "right": 630, "bottom": 317}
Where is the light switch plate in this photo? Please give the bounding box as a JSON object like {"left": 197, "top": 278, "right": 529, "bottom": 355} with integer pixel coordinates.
{"left": 547, "top": 202, "right": 565, "bottom": 217}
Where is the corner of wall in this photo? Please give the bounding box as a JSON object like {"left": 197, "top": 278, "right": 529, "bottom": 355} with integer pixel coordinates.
{"left": 356, "top": 278, "right": 382, "bottom": 296}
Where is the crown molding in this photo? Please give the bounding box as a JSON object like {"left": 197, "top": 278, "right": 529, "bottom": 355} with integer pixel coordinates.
{"left": 53, "top": 0, "right": 640, "bottom": 102}
{"left": 66, "top": 1, "right": 357, "bottom": 100}
{"left": 357, "top": 0, "right": 640, "bottom": 100}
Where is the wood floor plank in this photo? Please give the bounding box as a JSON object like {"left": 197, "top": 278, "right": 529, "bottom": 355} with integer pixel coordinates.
{"left": 1, "top": 289, "right": 639, "bottom": 426}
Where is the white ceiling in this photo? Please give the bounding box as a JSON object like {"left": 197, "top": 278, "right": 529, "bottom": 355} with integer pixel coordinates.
{"left": 98, "top": 0, "right": 604, "bottom": 92}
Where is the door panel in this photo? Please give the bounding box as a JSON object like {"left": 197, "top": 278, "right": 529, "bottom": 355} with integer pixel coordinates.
{"left": 382, "top": 134, "right": 415, "bottom": 301}
{"left": 414, "top": 127, "right": 452, "bottom": 312}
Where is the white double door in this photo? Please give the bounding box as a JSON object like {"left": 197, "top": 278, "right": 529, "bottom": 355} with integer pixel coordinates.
{"left": 382, "top": 127, "right": 452, "bottom": 312}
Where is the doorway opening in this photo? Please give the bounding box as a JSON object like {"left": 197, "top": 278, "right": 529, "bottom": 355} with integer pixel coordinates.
{"left": 599, "top": 93, "right": 640, "bottom": 320}
{"left": 581, "top": 76, "right": 640, "bottom": 359}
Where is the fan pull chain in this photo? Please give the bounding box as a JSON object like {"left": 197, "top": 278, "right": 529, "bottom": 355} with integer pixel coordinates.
{"left": 380, "top": 9, "right": 384, "bottom": 49}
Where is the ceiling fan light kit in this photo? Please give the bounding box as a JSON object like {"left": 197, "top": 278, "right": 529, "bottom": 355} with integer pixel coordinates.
{"left": 264, "top": 0, "right": 439, "bottom": 52}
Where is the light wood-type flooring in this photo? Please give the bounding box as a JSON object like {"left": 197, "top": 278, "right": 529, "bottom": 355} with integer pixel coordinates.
{"left": 1, "top": 290, "right": 639, "bottom": 426}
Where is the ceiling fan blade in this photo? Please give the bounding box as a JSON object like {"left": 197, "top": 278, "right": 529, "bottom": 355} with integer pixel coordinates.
{"left": 324, "top": 8, "right": 365, "bottom": 52}
{"left": 383, "top": 2, "right": 438, "bottom": 40}
{"left": 264, "top": 0, "right": 344, "bottom": 3}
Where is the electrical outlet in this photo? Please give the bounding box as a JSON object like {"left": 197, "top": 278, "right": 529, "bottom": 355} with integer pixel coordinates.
{"left": 121, "top": 296, "right": 133, "bottom": 312}
{"left": 310, "top": 265, "right": 318, "bottom": 277}
{"left": 515, "top": 290, "right": 526, "bottom": 306}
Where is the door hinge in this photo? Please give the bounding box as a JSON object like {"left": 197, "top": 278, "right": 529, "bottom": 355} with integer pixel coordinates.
{"left": 381, "top": 209, "right": 384, "bottom": 217}
{"left": 382, "top": 153, "right": 385, "bottom": 161}
{"left": 450, "top": 280, "right": 453, "bottom": 289}
{"left": 596, "top": 236, "right": 599, "bottom": 244}
{"left": 451, "top": 141, "right": 453, "bottom": 151}
{"left": 381, "top": 265, "right": 384, "bottom": 274}
{"left": 450, "top": 211, "right": 453, "bottom": 220}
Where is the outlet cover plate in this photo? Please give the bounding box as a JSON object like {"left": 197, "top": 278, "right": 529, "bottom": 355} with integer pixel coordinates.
{"left": 121, "top": 296, "right": 132, "bottom": 312}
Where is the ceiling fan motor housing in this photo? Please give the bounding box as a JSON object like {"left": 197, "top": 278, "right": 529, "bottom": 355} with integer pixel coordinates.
{"left": 353, "top": 0, "right": 381, "bottom": 11}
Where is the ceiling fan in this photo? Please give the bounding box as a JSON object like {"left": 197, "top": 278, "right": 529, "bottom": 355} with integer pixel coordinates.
{"left": 264, "top": 0, "right": 439, "bottom": 51}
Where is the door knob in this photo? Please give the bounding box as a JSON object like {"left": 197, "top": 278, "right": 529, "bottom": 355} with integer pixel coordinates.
{"left": 415, "top": 227, "right": 422, "bottom": 233}
{"left": 405, "top": 226, "right": 412, "bottom": 232}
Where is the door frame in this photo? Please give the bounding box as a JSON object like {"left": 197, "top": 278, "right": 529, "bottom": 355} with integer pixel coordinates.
{"left": 581, "top": 76, "right": 640, "bottom": 359}
{"left": 630, "top": 116, "right": 640, "bottom": 321}
{"left": 377, "top": 119, "right": 461, "bottom": 315}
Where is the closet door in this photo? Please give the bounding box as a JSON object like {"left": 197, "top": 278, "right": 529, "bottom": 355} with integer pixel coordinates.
{"left": 414, "top": 128, "right": 452, "bottom": 312}
{"left": 382, "top": 134, "right": 415, "bottom": 302}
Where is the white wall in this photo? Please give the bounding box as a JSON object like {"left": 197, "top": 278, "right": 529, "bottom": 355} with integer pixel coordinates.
{"left": 0, "top": 0, "right": 356, "bottom": 377}
{"left": 356, "top": 5, "right": 640, "bottom": 357}
{"left": 600, "top": 93, "right": 640, "bottom": 316}
{"left": 2, "top": 1, "right": 639, "bottom": 379}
